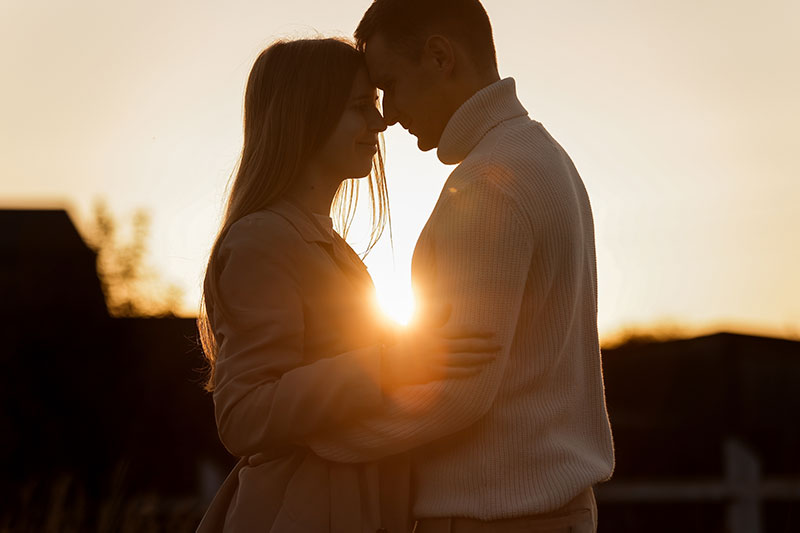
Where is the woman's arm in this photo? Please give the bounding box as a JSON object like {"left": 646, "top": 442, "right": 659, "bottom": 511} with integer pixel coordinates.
{"left": 211, "top": 215, "right": 385, "bottom": 458}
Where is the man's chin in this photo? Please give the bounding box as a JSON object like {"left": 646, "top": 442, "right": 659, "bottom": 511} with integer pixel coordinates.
{"left": 415, "top": 136, "right": 437, "bottom": 152}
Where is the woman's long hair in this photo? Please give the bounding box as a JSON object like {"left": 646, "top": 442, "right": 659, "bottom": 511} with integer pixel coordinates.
{"left": 198, "top": 38, "right": 390, "bottom": 391}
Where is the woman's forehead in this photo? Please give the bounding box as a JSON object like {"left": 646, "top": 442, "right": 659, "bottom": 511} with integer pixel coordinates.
{"left": 350, "top": 68, "right": 378, "bottom": 99}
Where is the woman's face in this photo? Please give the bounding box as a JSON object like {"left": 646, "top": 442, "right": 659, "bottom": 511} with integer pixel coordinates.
{"left": 312, "top": 67, "right": 386, "bottom": 180}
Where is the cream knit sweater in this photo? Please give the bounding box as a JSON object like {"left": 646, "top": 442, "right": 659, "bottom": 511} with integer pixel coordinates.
{"left": 309, "top": 78, "right": 614, "bottom": 520}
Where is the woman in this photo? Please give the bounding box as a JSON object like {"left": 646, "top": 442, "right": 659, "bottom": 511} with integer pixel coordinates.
{"left": 196, "top": 38, "right": 497, "bottom": 532}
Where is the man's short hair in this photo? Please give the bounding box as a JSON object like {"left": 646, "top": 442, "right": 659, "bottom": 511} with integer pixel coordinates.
{"left": 355, "top": 0, "right": 498, "bottom": 71}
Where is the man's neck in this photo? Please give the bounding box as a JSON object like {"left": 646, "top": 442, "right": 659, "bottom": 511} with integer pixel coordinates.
{"left": 462, "top": 69, "right": 501, "bottom": 104}
{"left": 445, "top": 69, "right": 502, "bottom": 126}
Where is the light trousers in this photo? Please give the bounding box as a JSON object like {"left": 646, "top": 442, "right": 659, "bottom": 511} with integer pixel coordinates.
{"left": 413, "top": 487, "right": 597, "bottom": 533}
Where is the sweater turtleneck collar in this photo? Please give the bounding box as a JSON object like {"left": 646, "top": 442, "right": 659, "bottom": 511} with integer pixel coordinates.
{"left": 437, "top": 77, "right": 529, "bottom": 165}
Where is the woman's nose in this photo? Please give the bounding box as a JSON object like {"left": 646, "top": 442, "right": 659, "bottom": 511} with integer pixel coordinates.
{"left": 381, "top": 94, "right": 399, "bottom": 126}
{"left": 369, "top": 107, "right": 387, "bottom": 133}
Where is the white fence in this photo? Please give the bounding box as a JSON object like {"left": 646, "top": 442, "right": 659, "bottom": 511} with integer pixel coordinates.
{"left": 595, "top": 438, "right": 800, "bottom": 533}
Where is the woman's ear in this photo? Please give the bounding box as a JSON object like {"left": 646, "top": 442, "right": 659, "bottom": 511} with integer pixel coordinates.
{"left": 422, "top": 35, "right": 455, "bottom": 75}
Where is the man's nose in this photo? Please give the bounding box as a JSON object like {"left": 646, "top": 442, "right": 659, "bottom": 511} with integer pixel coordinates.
{"left": 381, "top": 93, "right": 399, "bottom": 126}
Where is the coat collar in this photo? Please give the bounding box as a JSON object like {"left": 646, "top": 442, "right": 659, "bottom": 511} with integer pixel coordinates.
{"left": 267, "top": 198, "right": 371, "bottom": 283}
{"left": 437, "top": 77, "right": 529, "bottom": 165}
{"left": 266, "top": 198, "right": 333, "bottom": 245}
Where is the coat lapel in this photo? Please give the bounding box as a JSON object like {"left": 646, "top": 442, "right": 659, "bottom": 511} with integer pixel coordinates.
{"left": 268, "top": 199, "right": 374, "bottom": 291}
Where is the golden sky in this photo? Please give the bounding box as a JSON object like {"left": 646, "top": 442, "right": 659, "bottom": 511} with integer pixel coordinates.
{"left": 1, "top": 0, "right": 798, "bottom": 340}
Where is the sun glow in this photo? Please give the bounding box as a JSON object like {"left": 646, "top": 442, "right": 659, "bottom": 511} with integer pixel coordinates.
{"left": 375, "top": 283, "right": 416, "bottom": 326}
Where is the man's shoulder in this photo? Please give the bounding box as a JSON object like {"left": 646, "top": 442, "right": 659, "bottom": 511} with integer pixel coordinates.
{"left": 433, "top": 161, "right": 530, "bottom": 232}
{"left": 458, "top": 117, "right": 544, "bottom": 167}
{"left": 447, "top": 121, "right": 543, "bottom": 186}
{"left": 463, "top": 118, "right": 580, "bottom": 186}
{"left": 440, "top": 118, "right": 589, "bottom": 228}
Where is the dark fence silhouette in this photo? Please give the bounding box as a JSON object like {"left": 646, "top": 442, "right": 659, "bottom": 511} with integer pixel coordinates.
{"left": 1, "top": 209, "right": 798, "bottom": 532}
{"left": 600, "top": 333, "right": 800, "bottom": 532}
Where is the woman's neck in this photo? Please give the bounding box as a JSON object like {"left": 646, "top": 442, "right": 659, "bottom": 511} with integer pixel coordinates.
{"left": 286, "top": 167, "right": 342, "bottom": 216}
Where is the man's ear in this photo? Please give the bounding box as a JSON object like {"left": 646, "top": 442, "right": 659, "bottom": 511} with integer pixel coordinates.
{"left": 422, "top": 35, "right": 455, "bottom": 75}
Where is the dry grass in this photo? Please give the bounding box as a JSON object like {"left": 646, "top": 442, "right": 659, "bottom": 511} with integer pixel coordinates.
{"left": 1, "top": 465, "right": 205, "bottom": 533}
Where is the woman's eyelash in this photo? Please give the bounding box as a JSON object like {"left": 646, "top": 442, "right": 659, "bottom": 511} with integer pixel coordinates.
{"left": 353, "top": 99, "right": 377, "bottom": 109}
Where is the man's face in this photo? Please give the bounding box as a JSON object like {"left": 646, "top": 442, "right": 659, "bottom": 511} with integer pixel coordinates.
{"left": 364, "top": 33, "right": 452, "bottom": 152}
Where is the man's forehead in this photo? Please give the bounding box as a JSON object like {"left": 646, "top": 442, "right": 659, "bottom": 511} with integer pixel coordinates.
{"left": 363, "top": 33, "right": 396, "bottom": 81}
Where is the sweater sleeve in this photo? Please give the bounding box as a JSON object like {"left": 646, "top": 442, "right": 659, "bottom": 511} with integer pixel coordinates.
{"left": 307, "top": 178, "right": 533, "bottom": 463}
{"left": 211, "top": 216, "right": 384, "bottom": 458}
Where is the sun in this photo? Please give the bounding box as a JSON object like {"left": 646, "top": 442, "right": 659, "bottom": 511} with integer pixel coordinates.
{"left": 375, "top": 283, "right": 416, "bottom": 326}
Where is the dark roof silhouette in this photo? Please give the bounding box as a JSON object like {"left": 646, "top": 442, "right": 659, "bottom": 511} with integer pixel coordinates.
{"left": 0, "top": 209, "right": 108, "bottom": 318}
{"left": 1, "top": 209, "right": 88, "bottom": 252}
{"left": 0, "top": 208, "right": 227, "bottom": 499}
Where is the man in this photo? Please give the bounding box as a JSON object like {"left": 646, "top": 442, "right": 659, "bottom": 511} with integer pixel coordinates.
{"left": 309, "top": 0, "right": 615, "bottom": 530}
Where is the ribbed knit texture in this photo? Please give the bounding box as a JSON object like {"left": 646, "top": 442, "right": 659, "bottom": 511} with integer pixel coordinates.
{"left": 309, "top": 78, "right": 614, "bottom": 519}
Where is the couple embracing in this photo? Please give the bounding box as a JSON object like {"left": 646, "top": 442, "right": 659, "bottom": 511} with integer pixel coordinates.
{"left": 197, "top": 1, "right": 614, "bottom": 531}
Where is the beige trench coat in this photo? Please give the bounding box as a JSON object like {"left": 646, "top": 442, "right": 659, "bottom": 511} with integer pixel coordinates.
{"left": 197, "top": 200, "right": 411, "bottom": 533}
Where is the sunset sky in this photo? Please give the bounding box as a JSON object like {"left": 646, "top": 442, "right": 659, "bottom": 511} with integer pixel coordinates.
{"left": 2, "top": 0, "right": 798, "bottom": 341}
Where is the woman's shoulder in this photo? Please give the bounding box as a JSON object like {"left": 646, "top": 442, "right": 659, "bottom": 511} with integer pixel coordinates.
{"left": 220, "top": 209, "right": 304, "bottom": 259}
{"left": 229, "top": 209, "right": 296, "bottom": 234}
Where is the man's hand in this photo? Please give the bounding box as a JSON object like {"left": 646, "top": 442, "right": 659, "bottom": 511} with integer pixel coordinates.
{"left": 380, "top": 303, "right": 500, "bottom": 389}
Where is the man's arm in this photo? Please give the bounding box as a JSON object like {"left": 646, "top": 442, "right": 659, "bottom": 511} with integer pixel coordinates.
{"left": 307, "top": 178, "right": 533, "bottom": 462}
